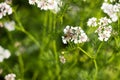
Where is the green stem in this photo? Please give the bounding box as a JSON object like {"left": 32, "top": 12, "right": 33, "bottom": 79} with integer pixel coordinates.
{"left": 93, "top": 59, "right": 98, "bottom": 80}
{"left": 53, "top": 40, "right": 60, "bottom": 80}
{"left": 49, "top": 11, "right": 52, "bottom": 33}
{"left": 18, "top": 54, "right": 24, "bottom": 79}
{"left": 118, "top": 16, "right": 120, "bottom": 34}
{"left": 32, "top": 70, "right": 39, "bottom": 80}
{"left": 53, "top": 14, "right": 56, "bottom": 32}
{"left": 13, "top": 11, "right": 40, "bottom": 48}
{"left": 78, "top": 47, "right": 98, "bottom": 80}
{"left": 78, "top": 47, "right": 94, "bottom": 59}
{"left": 20, "top": 28, "right": 40, "bottom": 48}
{"left": 96, "top": 42, "right": 103, "bottom": 55}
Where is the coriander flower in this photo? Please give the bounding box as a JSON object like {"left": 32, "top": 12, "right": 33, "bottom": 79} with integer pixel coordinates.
{"left": 29, "top": 0, "right": 38, "bottom": 5}
{"left": 5, "top": 73, "right": 16, "bottom": 80}
{"left": 87, "top": 17, "right": 97, "bottom": 27}
{"left": 101, "top": 2, "right": 120, "bottom": 22}
{"left": 37, "top": 0, "right": 48, "bottom": 10}
{"left": 96, "top": 25, "right": 112, "bottom": 41}
{"left": 4, "top": 21, "right": 15, "bottom": 31}
{"left": 0, "top": 46, "right": 11, "bottom": 62}
{"left": 0, "top": 2, "right": 12, "bottom": 19}
{"left": 62, "top": 25, "right": 74, "bottom": 44}
{"left": 98, "top": 17, "right": 112, "bottom": 26}
{"left": 62, "top": 25, "right": 89, "bottom": 44}
{"left": 59, "top": 55, "right": 66, "bottom": 64}
{"left": 110, "top": 14, "right": 118, "bottom": 22}
{"left": 29, "top": 0, "right": 62, "bottom": 13}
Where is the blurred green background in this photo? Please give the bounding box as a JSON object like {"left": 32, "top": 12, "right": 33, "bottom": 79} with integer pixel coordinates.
{"left": 0, "top": 0, "right": 120, "bottom": 80}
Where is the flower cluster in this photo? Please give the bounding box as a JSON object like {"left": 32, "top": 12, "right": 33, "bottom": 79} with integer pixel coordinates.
{"left": 29, "top": 0, "right": 62, "bottom": 13}
{"left": 5, "top": 73, "right": 16, "bottom": 80}
{"left": 98, "top": 17, "right": 112, "bottom": 26}
{"left": 59, "top": 55, "right": 66, "bottom": 64}
{"left": 87, "top": 17, "right": 97, "bottom": 27}
{"left": 95, "top": 25, "right": 112, "bottom": 41}
{"left": 87, "top": 17, "right": 112, "bottom": 41}
{"left": 0, "top": 46, "right": 11, "bottom": 62}
{"left": 62, "top": 25, "right": 89, "bottom": 44}
{"left": 101, "top": 2, "right": 120, "bottom": 22}
{"left": 4, "top": 21, "right": 15, "bottom": 31}
{"left": 96, "top": 17, "right": 112, "bottom": 41}
{"left": 0, "top": 2, "right": 12, "bottom": 19}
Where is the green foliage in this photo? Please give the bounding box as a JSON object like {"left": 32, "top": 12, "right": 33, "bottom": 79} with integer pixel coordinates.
{"left": 0, "top": 0, "right": 120, "bottom": 80}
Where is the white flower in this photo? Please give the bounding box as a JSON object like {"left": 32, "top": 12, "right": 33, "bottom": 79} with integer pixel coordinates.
{"left": 62, "top": 36, "right": 69, "bottom": 44}
{"left": 29, "top": 0, "right": 37, "bottom": 5}
{"left": 36, "top": 0, "right": 62, "bottom": 13}
{"left": 113, "top": 4, "right": 119, "bottom": 12}
{"left": 0, "top": 46, "right": 11, "bottom": 62}
{"left": 98, "top": 31, "right": 110, "bottom": 41}
{"left": 87, "top": 17, "right": 97, "bottom": 27}
{"left": 104, "top": 25, "right": 112, "bottom": 33}
{"left": 96, "top": 25, "right": 112, "bottom": 41}
{"left": 0, "top": 2, "right": 12, "bottom": 19}
{"left": 101, "top": 2, "right": 120, "bottom": 22}
{"left": 79, "top": 33, "right": 88, "bottom": 43}
{"left": 62, "top": 25, "right": 89, "bottom": 44}
{"left": 63, "top": 25, "right": 73, "bottom": 34}
{"left": 101, "top": 3, "right": 114, "bottom": 16}
{"left": 0, "top": 56, "right": 4, "bottom": 62}
{"left": 3, "top": 50, "right": 11, "bottom": 59}
{"left": 98, "top": 17, "right": 112, "bottom": 26}
{"left": 4, "top": 21, "right": 15, "bottom": 31}
{"left": 110, "top": 14, "right": 118, "bottom": 22}
{"left": 59, "top": 55, "right": 66, "bottom": 64}
{"left": 37, "top": 0, "right": 49, "bottom": 10}
{"left": 5, "top": 73, "right": 16, "bottom": 80}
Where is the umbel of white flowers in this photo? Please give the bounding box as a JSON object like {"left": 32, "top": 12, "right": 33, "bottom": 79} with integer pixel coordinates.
{"left": 101, "top": 2, "right": 120, "bottom": 22}
{"left": 87, "top": 17, "right": 112, "bottom": 41}
{"left": 4, "top": 21, "right": 15, "bottom": 31}
{"left": 29, "top": 0, "right": 62, "bottom": 13}
{"left": 62, "top": 25, "right": 89, "bottom": 44}
{"left": 0, "top": 2, "right": 12, "bottom": 19}
{"left": 0, "top": 46, "right": 11, "bottom": 62}
{"left": 5, "top": 73, "right": 16, "bottom": 80}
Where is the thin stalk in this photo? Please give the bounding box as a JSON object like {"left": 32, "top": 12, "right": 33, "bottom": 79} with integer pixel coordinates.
{"left": 53, "top": 41, "right": 61, "bottom": 80}
{"left": 96, "top": 42, "right": 103, "bottom": 55}
{"left": 18, "top": 54, "right": 24, "bottom": 80}
{"left": 13, "top": 11, "right": 40, "bottom": 48}
{"left": 118, "top": 16, "right": 120, "bottom": 33}
{"left": 32, "top": 70, "right": 39, "bottom": 80}
{"left": 49, "top": 11, "right": 52, "bottom": 33}
{"left": 78, "top": 47, "right": 98, "bottom": 80}
{"left": 78, "top": 47, "right": 94, "bottom": 59}
{"left": 20, "top": 28, "right": 40, "bottom": 48}
{"left": 93, "top": 59, "right": 98, "bottom": 80}
{"left": 43, "top": 12, "right": 48, "bottom": 37}
{"left": 53, "top": 14, "right": 56, "bottom": 32}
